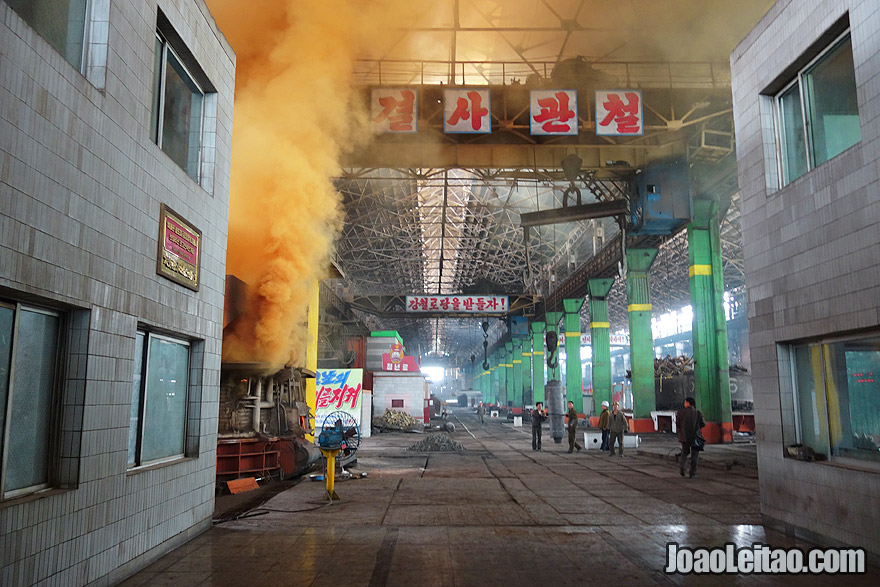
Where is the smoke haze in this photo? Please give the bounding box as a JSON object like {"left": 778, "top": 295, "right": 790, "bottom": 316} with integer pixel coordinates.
{"left": 208, "top": 0, "right": 413, "bottom": 371}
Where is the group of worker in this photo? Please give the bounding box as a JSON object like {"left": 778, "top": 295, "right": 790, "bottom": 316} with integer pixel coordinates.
{"left": 529, "top": 397, "right": 706, "bottom": 478}
{"left": 530, "top": 399, "right": 628, "bottom": 454}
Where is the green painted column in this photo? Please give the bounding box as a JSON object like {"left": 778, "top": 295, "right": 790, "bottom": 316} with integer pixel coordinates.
{"left": 531, "top": 321, "right": 546, "bottom": 404}
{"left": 490, "top": 349, "right": 499, "bottom": 405}
{"left": 545, "top": 311, "right": 563, "bottom": 381}
{"left": 688, "top": 199, "right": 733, "bottom": 443}
{"left": 504, "top": 341, "right": 514, "bottom": 407}
{"left": 521, "top": 334, "right": 532, "bottom": 406}
{"left": 626, "top": 248, "right": 659, "bottom": 419}
{"left": 588, "top": 279, "right": 615, "bottom": 412}
{"left": 512, "top": 338, "right": 524, "bottom": 407}
{"left": 494, "top": 347, "right": 504, "bottom": 406}
{"left": 563, "top": 298, "right": 585, "bottom": 413}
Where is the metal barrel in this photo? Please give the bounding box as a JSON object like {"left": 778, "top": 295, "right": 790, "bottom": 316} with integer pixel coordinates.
{"left": 546, "top": 380, "right": 565, "bottom": 443}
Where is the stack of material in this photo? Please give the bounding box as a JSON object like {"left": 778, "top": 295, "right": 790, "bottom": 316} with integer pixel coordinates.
{"left": 372, "top": 408, "right": 420, "bottom": 431}
{"left": 654, "top": 355, "right": 694, "bottom": 377}
{"left": 406, "top": 433, "right": 464, "bottom": 452}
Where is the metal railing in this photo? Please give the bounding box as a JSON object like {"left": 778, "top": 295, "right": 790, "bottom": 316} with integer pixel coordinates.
{"left": 352, "top": 59, "right": 731, "bottom": 89}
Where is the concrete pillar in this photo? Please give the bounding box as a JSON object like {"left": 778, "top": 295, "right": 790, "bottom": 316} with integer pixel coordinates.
{"left": 626, "top": 248, "right": 659, "bottom": 428}
{"left": 588, "top": 278, "right": 614, "bottom": 413}
{"left": 545, "top": 311, "right": 563, "bottom": 382}
{"left": 563, "top": 298, "right": 585, "bottom": 413}
{"left": 688, "top": 199, "right": 733, "bottom": 443}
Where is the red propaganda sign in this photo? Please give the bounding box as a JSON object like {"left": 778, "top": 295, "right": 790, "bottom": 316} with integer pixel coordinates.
{"left": 381, "top": 343, "right": 421, "bottom": 372}
{"left": 530, "top": 90, "right": 578, "bottom": 135}
{"left": 595, "top": 90, "right": 644, "bottom": 136}
{"left": 405, "top": 295, "right": 508, "bottom": 314}
{"left": 371, "top": 88, "right": 418, "bottom": 133}
{"left": 443, "top": 88, "right": 491, "bottom": 134}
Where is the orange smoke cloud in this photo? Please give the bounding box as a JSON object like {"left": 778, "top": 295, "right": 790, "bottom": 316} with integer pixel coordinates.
{"left": 207, "top": 0, "right": 412, "bottom": 371}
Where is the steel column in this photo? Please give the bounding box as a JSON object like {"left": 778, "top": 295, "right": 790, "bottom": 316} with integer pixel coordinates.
{"left": 626, "top": 248, "right": 659, "bottom": 419}
{"left": 545, "top": 311, "right": 563, "bottom": 382}
{"left": 504, "top": 341, "right": 514, "bottom": 407}
{"left": 588, "top": 279, "right": 615, "bottom": 413}
{"left": 563, "top": 298, "right": 585, "bottom": 413}
{"left": 531, "top": 321, "right": 546, "bottom": 404}
{"left": 521, "top": 334, "right": 532, "bottom": 407}
{"left": 512, "top": 338, "right": 524, "bottom": 407}
{"left": 688, "top": 199, "right": 733, "bottom": 443}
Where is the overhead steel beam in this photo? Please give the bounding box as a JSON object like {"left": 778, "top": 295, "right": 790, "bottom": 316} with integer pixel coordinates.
{"left": 519, "top": 200, "right": 628, "bottom": 228}
{"left": 341, "top": 143, "right": 670, "bottom": 172}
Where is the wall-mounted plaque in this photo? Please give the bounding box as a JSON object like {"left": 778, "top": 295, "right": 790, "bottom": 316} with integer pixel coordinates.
{"left": 157, "top": 203, "right": 201, "bottom": 291}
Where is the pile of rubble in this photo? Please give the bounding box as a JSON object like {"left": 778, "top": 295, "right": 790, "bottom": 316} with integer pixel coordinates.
{"left": 373, "top": 408, "right": 421, "bottom": 431}
{"left": 406, "top": 432, "right": 464, "bottom": 452}
{"left": 654, "top": 355, "right": 694, "bottom": 377}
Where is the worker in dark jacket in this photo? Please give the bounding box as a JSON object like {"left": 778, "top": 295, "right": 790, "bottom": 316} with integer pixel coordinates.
{"left": 676, "top": 396, "right": 705, "bottom": 478}
{"left": 608, "top": 401, "right": 629, "bottom": 456}
{"left": 598, "top": 401, "right": 611, "bottom": 451}
{"left": 566, "top": 401, "right": 582, "bottom": 453}
{"left": 531, "top": 402, "right": 548, "bottom": 451}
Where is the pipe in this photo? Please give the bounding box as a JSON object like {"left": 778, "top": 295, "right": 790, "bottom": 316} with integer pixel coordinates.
{"left": 253, "top": 378, "right": 262, "bottom": 433}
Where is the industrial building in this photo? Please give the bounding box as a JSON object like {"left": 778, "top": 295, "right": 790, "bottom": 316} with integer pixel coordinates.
{"left": 731, "top": 0, "right": 880, "bottom": 558}
{"left": 0, "top": 0, "right": 234, "bottom": 584}
{"left": 1, "top": 0, "right": 878, "bottom": 585}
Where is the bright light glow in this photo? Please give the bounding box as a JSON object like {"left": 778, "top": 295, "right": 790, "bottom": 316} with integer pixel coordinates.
{"left": 423, "top": 366, "right": 445, "bottom": 383}
{"left": 651, "top": 305, "right": 693, "bottom": 339}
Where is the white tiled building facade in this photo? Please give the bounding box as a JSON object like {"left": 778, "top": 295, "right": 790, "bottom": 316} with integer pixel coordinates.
{"left": 0, "top": 1, "right": 234, "bottom": 584}
{"left": 732, "top": 0, "right": 880, "bottom": 557}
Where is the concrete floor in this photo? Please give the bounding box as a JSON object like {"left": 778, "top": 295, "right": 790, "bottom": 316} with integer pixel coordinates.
{"left": 119, "top": 409, "right": 879, "bottom": 586}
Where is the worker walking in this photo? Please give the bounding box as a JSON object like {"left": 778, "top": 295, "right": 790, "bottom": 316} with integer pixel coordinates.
{"left": 566, "top": 400, "right": 582, "bottom": 453}
{"left": 608, "top": 401, "right": 629, "bottom": 456}
{"left": 598, "top": 401, "right": 611, "bottom": 451}
{"left": 676, "top": 396, "right": 705, "bottom": 478}
{"left": 477, "top": 403, "right": 485, "bottom": 424}
{"left": 531, "top": 402, "right": 548, "bottom": 451}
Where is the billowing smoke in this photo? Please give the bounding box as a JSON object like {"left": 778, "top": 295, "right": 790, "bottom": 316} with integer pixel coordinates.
{"left": 207, "top": 0, "right": 411, "bottom": 371}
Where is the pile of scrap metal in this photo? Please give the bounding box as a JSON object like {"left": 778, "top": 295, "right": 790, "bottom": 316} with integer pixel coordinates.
{"left": 372, "top": 408, "right": 422, "bottom": 432}
{"left": 654, "top": 355, "right": 694, "bottom": 377}
{"left": 405, "top": 432, "right": 464, "bottom": 452}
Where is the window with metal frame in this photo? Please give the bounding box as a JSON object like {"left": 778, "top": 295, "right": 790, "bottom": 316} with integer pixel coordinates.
{"left": 778, "top": 334, "right": 880, "bottom": 466}
{"left": 774, "top": 30, "right": 861, "bottom": 186}
{"left": 0, "top": 301, "right": 62, "bottom": 499}
{"left": 6, "top": 0, "right": 88, "bottom": 69}
{"left": 151, "top": 31, "right": 205, "bottom": 183}
{"left": 128, "top": 330, "right": 191, "bottom": 468}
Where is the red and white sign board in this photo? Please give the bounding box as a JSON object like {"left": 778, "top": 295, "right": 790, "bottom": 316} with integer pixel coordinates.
{"left": 530, "top": 90, "right": 578, "bottom": 135}
{"left": 443, "top": 88, "right": 491, "bottom": 133}
{"left": 371, "top": 88, "right": 418, "bottom": 133}
{"left": 405, "top": 295, "right": 508, "bottom": 313}
{"left": 381, "top": 342, "right": 421, "bottom": 373}
{"left": 595, "top": 90, "right": 644, "bottom": 136}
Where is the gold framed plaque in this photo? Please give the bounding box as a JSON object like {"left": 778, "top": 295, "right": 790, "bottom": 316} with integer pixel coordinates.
{"left": 157, "top": 203, "right": 201, "bottom": 291}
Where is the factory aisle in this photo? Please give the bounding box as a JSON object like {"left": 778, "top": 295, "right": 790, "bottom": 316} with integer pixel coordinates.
{"left": 119, "top": 410, "right": 880, "bottom": 586}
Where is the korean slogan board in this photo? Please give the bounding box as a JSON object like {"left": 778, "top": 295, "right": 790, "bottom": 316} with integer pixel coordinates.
{"left": 315, "top": 368, "right": 363, "bottom": 430}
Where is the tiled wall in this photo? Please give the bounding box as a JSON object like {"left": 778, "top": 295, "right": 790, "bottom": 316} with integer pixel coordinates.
{"left": 0, "top": 0, "right": 235, "bottom": 584}
{"left": 731, "top": 0, "right": 880, "bottom": 556}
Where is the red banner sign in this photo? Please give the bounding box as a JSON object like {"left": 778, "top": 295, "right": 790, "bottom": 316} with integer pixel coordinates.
{"left": 405, "top": 295, "right": 508, "bottom": 313}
